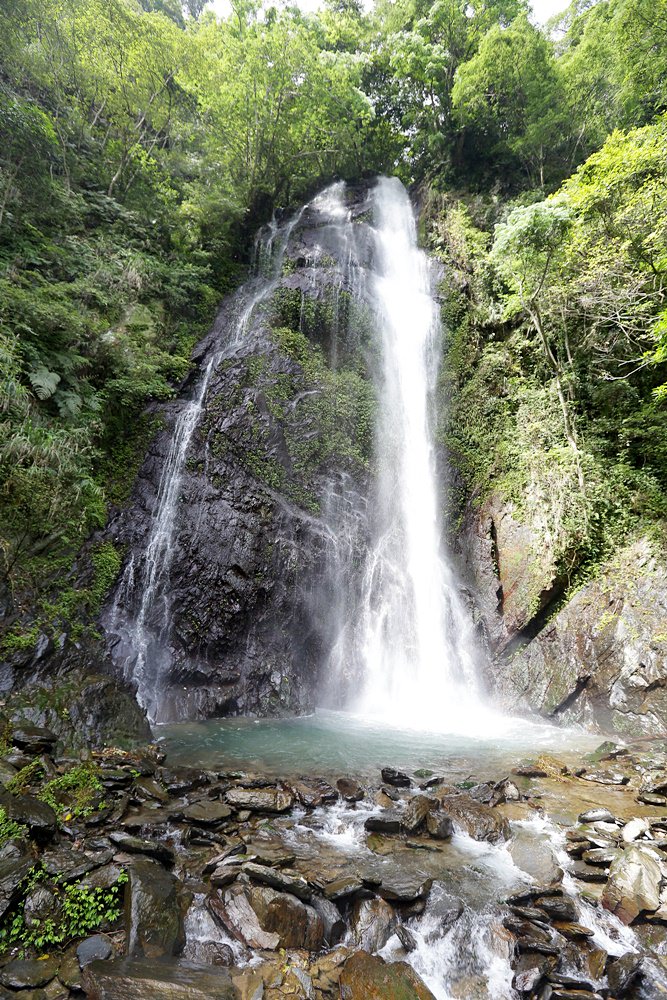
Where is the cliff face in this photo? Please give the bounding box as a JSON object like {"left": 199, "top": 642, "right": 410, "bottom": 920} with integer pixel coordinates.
{"left": 101, "top": 184, "right": 376, "bottom": 723}
{"left": 461, "top": 497, "right": 667, "bottom": 736}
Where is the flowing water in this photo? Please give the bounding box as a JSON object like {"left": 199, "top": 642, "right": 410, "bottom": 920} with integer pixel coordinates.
{"left": 107, "top": 177, "right": 650, "bottom": 996}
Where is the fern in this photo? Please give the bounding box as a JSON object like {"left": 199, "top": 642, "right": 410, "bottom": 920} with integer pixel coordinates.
{"left": 28, "top": 367, "right": 60, "bottom": 400}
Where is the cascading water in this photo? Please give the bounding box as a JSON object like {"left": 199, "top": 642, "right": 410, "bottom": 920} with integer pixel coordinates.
{"left": 354, "top": 177, "right": 484, "bottom": 730}
{"left": 106, "top": 208, "right": 304, "bottom": 723}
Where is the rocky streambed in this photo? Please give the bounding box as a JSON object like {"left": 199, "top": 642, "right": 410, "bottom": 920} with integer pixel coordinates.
{"left": 0, "top": 724, "right": 667, "bottom": 998}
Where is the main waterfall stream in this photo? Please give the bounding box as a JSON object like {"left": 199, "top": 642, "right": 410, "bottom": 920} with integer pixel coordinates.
{"left": 103, "top": 178, "right": 663, "bottom": 999}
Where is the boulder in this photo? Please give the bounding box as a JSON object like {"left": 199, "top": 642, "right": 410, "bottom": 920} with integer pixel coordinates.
{"left": 438, "top": 794, "right": 510, "bottom": 843}
{"left": 82, "top": 958, "right": 235, "bottom": 999}
{"left": 0, "top": 957, "right": 60, "bottom": 989}
{"left": 426, "top": 811, "right": 454, "bottom": 840}
{"left": 401, "top": 796, "right": 432, "bottom": 832}
{"left": 109, "top": 832, "right": 174, "bottom": 865}
{"left": 218, "top": 883, "right": 324, "bottom": 951}
{"left": 224, "top": 787, "right": 293, "bottom": 813}
{"left": 11, "top": 724, "right": 56, "bottom": 755}
{"left": 380, "top": 768, "right": 411, "bottom": 788}
{"left": 77, "top": 934, "right": 113, "bottom": 968}
{"left": 181, "top": 801, "right": 233, "bottom": 826}
{"left": 339, "top": 951, "right": 435, "bottom": 999}
{"left": 126, "top": 857, "right": 182, "bottom": 958}
{"left": 602, "top": 846, "right": 663, "bottom": 924}
{"left": 350, "top": 898, "right": 397, "bottom": 951}
{"left": 311, "top": 896, "right": 346, "bottom": 946}
{"left": 337, "top": 778, "right": 365, "bottom": 802}
{"left": 365, "top": 812, "right": 402, "bottom": 835}
{"left": 0, "top": 791, "right": 56, "bottom": 841}
{"left": 290, "top": 778, "right": 338, "bottom": 808}
{"left": 242, "top": 862, "right": 312, "bottom": 901}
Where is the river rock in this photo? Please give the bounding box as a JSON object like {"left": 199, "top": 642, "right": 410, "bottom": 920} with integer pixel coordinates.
{"left": 426, "top": 810, "right": 454, "bottom": 840}
{"left": 109, "top": 831, "right": 175, "bottom": 865}
{"left": 246, "top": 884, "right": 323, "bottom": 950}
{"left": 77, "top": 934, "right": 113, "bottom": 968}
{"left": 0, "top": 956, "right": 59, "bottom": 989}
{"left": 579, "top": 769, "right": 629, "bottom": 786}
{"left": 401, "top": 795, "right": 432, "bottom": 832}
{"left": 82, "top": 958, "right": 235, "bottom": 999}
{"left": 242, "top": 862, "right": 312, "bottom": 901}
{"left": 182, "top": 800, "right": 233, "bottom": 826}
{"left": 225, "top": 786, "right": 293, "bottom": 813}
{"left": 602, "top": 845, "right": 663, "bottom": 923}
{"left": 311, "top": 895, "right": 346, "bottom": 946}
{"left": 350, "top": 898, "right": 397, "bottom": 951}
{"left": 364, "top": 812, "right": 401, "bottom": 834}
{"left": 0, "top": 855, "right": 34, "bottom": 919}
{"left": 126, "top": 857, "right": 182, "bottom": 958}
{"left": 606, "top": 953, "right": 642, "bottom": 996}
{"left": 339, "top": 951, "right": 435, "bottom": 999}
{"left": 337, "top": 778, "right": 364, "bottom": 802}
{"left": 621, "top": 817, "right": 650, "bottom": 843}
{"left": 578, "top": 809, "right": 617, "bottom": 824}
{"left": 379, "top": 873, "right": 433, "bottom": 904}
{"left": 535, "top": 896, "right": 578, "bottom": 922}
{"left": 439, "top": 793, "right": 510, "bottom": 843}
{"left": 290, "top": 778, "right": 337, "bottom": 808}
{"left": 380, "top": 768, "right": 411, "bottom": 788}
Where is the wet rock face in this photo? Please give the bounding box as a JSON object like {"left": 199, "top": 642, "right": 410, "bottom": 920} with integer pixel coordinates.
{"left": 102, "top": 183, "right": 376, "bottom": 721}
{"left": 463, "top": 495, "right": 667, "bottom": 735}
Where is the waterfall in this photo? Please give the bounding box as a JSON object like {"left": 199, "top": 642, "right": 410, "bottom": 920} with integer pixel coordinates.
{"left": 353, "top": 177, "right": 485, "bottom": 730}
{"left": 107, "top": 208, "right": 304, "bottom": 724}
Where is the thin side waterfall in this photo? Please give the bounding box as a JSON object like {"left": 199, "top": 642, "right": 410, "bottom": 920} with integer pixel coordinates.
{"left": 108, "top": 208, "right": 304, "bottom": 723}
{"left": 354, "top": 177, "right": 487, "bottom": 731}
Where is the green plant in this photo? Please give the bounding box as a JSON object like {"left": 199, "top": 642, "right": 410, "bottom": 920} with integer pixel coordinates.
{"left": 0, "top": 807, "right": 28, "bottom": 846}
{"left": 38, "top": 762, "right": 104, "bottom": 821}
{"left": 7, "top": 759, "right": 44, "bottom": 794}
{"left": 0, "top": 866, "right": 127, "bottom": 954}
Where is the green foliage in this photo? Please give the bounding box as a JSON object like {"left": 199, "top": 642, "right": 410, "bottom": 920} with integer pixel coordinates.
{"left": 0, "top": 807, "right": 28, "bottom": 846}
{"left": 38, "top": 762, "right": 105, "bottom": 821}
{"left": 0, "top": 866, "right": 127, "bottom": 954}
{"left": 6, "top": 760, "right": 45, "bottom": 795}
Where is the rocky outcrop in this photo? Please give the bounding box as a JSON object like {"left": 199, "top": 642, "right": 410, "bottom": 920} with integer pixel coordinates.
{"left": 101, "top": 184, "right": 376, "bottom": 721}
{"left": 462, "top": 492, "right": 667, "bottom": 734}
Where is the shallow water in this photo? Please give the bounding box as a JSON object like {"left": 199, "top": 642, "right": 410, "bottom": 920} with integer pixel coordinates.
{"left": 159, "top": 707, "right": 600, "bottom": 780}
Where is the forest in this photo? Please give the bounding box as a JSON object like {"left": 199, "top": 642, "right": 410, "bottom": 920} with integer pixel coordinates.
{"left": 1, "top": 0, "right": 666, "bottom": 645}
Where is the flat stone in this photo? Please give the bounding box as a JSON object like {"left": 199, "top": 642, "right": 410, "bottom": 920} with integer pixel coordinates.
{"left": 581, "top": 848, "right": 620, "bottom": 866}
{"left": 365, "top": 812, "right": 401, "bottom": 834}
{"left": 378, "top": 874, "right": 432, "bottom": 904}
{"left": 552, "top": 921, "right": 595, "bottom": 939}
{"left": 571, "top": 862, "right": 609, "bottom": 883}
{"left": 339, "top": 951, "right": 435, "bottom": 999}
{"left": 577, "top": 809, "right": 617, "bottom": 824}
{"left": 0, "top": 957, "right": 59, "bottom": 989}
{"left": 12, "top": 724, "right": 56, "bottom": 754}
{"left": 77, "top": 934, "right": 113, "bottom": 968}
{"left": 380, "top": 768, "right": 411, "bottom": 788}
{"left": 322, "top": 875, "right": 366, "bottom": 902}
{"left": 82, "top": 958, "right": 235, "bottom": 999}
{"left": 243, "top": 862, "right": 312, "bottom": 901}
{"left": 579, "top": 770, "right": 629, "bottom": 786}
{"left": 224, "top": 787, "right": 293, "bottom": 813}
{"left": 0, "top": 791, "right": 56, "bottom": 840}
{"left": 638, "top": 793, "right": 667, "bottom": 806}
{"left": 337, "top": 778, "right": 364, "bottom": 802}
{"left": 182, "top": 801, "right": 233, "bottom": 826}
{"left": 109, "top": 831, "right": 174, "bottom": 865}
{"left": 621, "top": 817, "right": 650, "bottom": 843}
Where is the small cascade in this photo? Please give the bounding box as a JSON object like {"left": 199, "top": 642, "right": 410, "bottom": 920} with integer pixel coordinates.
{"left": 107, "top": 207, "right": 304, "bottom": 723}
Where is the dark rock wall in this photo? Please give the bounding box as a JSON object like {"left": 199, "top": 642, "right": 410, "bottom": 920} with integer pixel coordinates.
{"left": 102, "top": 185, "right": 375, "bottom": 722}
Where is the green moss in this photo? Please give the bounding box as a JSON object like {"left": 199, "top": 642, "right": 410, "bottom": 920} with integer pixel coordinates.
{"left": 39, "top": 762, "right": 104, "bottom": 821}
